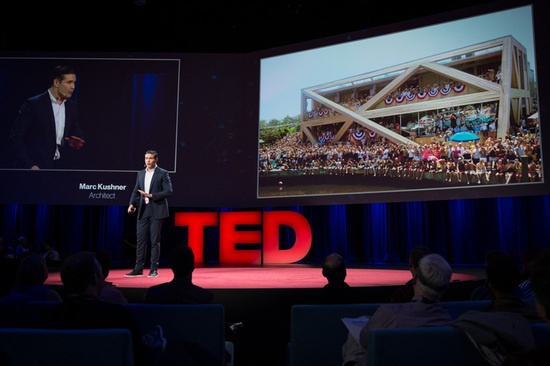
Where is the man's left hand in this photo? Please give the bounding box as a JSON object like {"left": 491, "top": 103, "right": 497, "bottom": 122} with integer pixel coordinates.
{"left": 65, "top": 135, "right": 85, "bottom": 150}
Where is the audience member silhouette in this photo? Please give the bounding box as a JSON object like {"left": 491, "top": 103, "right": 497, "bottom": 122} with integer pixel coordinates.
{"left": 341, "top": 253, "right": 454, "bottom": 366}
{"left": 480, "top": 251, "right": 540, "bottom": 321}
{"left": 0, "top": 237, "right": 18, "bottom": 298}
{"left": 95, "top": 250, "right": 128, "bottom": 303}
{"left": 39, "top": 241, "right": 61, "bottom": 270}
{"left": 144, "top": 246, "right": 233, "bottom": 366}
{"left": 301, "top": 252, "right": 362, "bottom": 304}
{"left": 453, "top": 252, "right": 540, "bottom": 364}
{"left": 470, "top": 249, "right": 522, "bottom": 300}
{"left": 321, "top": 252, "right": 362, "bottom": 303}
{"left": 518, "top": 246, "right": 544, "bottom": 300}
{"left": 43, "top": 251, "right": 162, "bottom": 366}
{"left": 0, "top": 253, "right": 62, "bottom": 304}
{"left": 145, "top": 245, "right": 213, "bottom": 304}
{"left": 14, "top": 236, "right": 34, "bottom": 260}
{"left": 390, "top": 245, "right": 431, "bottom": 302}
{"left": 505, "top": 247, "right": 550, "bottom": 365}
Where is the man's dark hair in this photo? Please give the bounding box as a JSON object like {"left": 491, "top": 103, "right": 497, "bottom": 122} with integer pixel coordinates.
{"left": 169, "top": 245, "right": 195, "bottom": 277}
{"left": 322, "top": 253, "right": 346, "bottom": 283}
{"left": 54, "top": 65, "right": 75, "bottom": 82}
{"left": 15, "top": 254, "right": 48, "bottom": 285}
{"left": 145, "top": 150, "right": 158, "bottom": 159}
{"left": 60, "top": 251, "right": 101, "bottom": 295}
{"left": 485, "top": 252, "right": 521, "bottom": 294}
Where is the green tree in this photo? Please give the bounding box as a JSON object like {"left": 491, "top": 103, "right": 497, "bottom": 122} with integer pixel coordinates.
{"left": 260, "top": 128, "right": 282, "bottom": 144}
{"left": 259, "top": 115, "right": 300, "bottom": 145}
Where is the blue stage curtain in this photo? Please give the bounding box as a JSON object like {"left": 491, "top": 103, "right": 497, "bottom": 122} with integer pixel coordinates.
{"left": 95, "top": 206, "right": 125, "bottom": 256}
{"left": 2, "top": 204, "right": 19, "bottom": 245}
{"left": 1, "top": 195, "right": 550, "bottom": 266}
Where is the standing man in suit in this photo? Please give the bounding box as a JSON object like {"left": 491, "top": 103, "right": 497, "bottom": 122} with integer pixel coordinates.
{"left": 126, "top": 150, "right": 173, "bottom": 278}
{"left": 9, "top": 65, "right": 85, "bottom": 169}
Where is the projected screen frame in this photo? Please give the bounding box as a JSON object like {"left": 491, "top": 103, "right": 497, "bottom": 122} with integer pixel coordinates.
{"left": 0, "top": 56, "right": 180, "bottom": 173}
{"left": 255, "top": 1, "right": 549, "bottom": 206}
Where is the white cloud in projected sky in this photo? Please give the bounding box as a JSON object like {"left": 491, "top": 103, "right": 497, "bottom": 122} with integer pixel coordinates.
{"left": 259, "top": 5, "right": 536, "bottom": 122}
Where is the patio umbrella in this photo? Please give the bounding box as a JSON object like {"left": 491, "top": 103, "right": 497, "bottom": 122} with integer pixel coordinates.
{"left": 449, "top": 132, "right": 480, "bottom": 142}
{"left": 528, "top": 112, "right": 538, "bottom": 120}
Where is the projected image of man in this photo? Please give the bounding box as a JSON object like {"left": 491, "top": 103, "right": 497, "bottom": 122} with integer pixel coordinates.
{"left": 9, "top": 65, "right": 85, "bottom": 170}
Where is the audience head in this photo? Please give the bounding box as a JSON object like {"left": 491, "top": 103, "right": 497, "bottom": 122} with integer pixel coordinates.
{"left": 15, "top": 253, "right": 49, "bottom": 285}
{"left": 414, "top": 253, "right": 452, "bottom": 301}
{"left": 60, "top": 251, "right": 104, "bottom": 297}
{"left": 322, "top": 253, "right": 347, "bottom": 284}
{"left": 409, "top": 246, "right": 431, "bottom": 275}
{"left": 484, "top": 249, "right": 507, "bottom": 264}
{"left": 16, "top": 236, "right": 32, "bottom": 254}
{"left": 485, "top": 251, "right": 521, "bottom": 296}
{"left": 520, "top": 246, "right": 544, "bottom": 280}
{"left": 17, "top": 236, "right": 28, "bottom": 246}
{"left": 529, "top": 248, "right": 550, "bottom": 325}
{"left": 169, "top": 245, "right": 195, "bottom": 278}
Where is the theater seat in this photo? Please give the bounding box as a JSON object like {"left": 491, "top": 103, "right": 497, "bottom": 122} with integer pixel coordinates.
{"left": 288, "top": 303, "right": 381, "bottom": 366}
{"left": 124, "top": 303, "right": 228, "bottom": 366}
{"left": 365, "top": 326, "right": 487, "bottom": 366}
{"left": 287, "top": 301, "right": 491, "bottom": 366}
{"left": 0, "top": 327, "right": 134, "bottom": 366}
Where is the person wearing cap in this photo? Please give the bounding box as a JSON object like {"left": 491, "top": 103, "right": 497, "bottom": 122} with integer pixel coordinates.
{"left": 341, "top": 253, "right": 453, "bottom": 366}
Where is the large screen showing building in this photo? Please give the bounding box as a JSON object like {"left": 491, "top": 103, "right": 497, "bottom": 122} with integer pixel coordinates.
{"left": 257, "top": 3, "right": 547, "bottom": 205}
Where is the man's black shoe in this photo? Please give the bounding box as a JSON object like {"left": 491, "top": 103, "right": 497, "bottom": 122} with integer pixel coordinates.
{"left": 148, "top": 270, "right": 158, "bottom": 278}
{"left": 125, "top": 269, "right": 143, "bottom": 277}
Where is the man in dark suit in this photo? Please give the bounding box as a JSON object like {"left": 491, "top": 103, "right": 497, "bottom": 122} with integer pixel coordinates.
{"left": 126, "top": 150, "right": 173, "bottom": 278}
{"left": 9, "top": 65, "right": 85, "bottom": 169}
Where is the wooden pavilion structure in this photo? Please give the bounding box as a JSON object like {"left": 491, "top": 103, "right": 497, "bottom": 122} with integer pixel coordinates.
{"left": 300, "top": 36, "right": 535, "bottom": 146}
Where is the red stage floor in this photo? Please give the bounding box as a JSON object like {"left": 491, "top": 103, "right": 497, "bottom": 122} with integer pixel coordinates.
{"left": 45, "top": 266, "right": 480, "bottom": 289}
